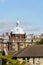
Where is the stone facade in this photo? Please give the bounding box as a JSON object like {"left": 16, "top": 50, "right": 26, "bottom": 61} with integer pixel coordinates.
{"left": 9, "top": 32, "right": 26, "bottom": 51}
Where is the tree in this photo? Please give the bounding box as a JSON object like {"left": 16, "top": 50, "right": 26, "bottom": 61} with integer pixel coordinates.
{"left": 35, "top": 38, "right": 43, "bottom": 44}
{"left": 0, "top": 55, "right": 26, "bottom": 65}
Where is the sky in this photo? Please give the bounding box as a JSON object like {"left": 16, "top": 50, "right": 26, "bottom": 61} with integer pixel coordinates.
{"left": 0, "top": 0, "right": 43, "bottom": 35}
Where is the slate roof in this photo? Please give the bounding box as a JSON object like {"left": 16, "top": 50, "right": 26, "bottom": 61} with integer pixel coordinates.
{"left": 13, "top": 45, "right": 43, "bottom": 58}
{"left": 0, "top": 59, "right": 2, "bottom": 65}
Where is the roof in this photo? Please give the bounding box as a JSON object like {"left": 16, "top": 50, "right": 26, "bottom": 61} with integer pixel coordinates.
{"left": 13, "top": 45, "right": 43, "bottom": 58}
{"left": 0, "top": 59, "right": 2, "bottom": 65}
{"left": 8, "top": 48, "right": 25, "bottom": 56}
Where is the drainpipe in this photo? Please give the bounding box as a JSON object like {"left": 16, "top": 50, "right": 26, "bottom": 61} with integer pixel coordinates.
{"left": 33, "top": 57, "right": 35, "bottom": 65}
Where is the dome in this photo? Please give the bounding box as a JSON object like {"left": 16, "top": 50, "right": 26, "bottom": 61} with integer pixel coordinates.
{"left": 11, "top": 20, "right": 24, "bottom": 34}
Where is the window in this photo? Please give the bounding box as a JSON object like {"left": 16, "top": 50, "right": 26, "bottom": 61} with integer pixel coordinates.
{"left": 16, "top": 36, "right": 20, "bottom": 39}
{"left": 12, "top": 43, "right": 16, "bottom": 46}
{"left": 36, "top": 58, "right": 40, "bottom": 65}
{"left": 19, "top": 43, "right": 23, "bottom": 46}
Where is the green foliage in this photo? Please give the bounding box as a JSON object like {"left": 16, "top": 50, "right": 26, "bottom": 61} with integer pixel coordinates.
{"left": 21, "top": 61, "right": 26, "bottom": 65}
{"left": 36, "top": 38, "right": 43, "bottom": 44}
{"left": 0, "top": 55, "right": 26, "bottom": 65}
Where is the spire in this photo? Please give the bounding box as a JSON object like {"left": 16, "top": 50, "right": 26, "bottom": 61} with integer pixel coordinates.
{"left": 16, "top": 19, "right": 20, "bottom": 27}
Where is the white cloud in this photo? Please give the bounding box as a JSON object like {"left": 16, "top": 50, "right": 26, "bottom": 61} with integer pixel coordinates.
{"left": 23, "top": 26, "right": 41, "bottom": 31}
{"left": 0, "top": 19, "right": 42, "bottom": 35}
{"left": 22, "top": 25, "right": 42, "bottom": 35}
{"left": 0, "top": 20, "right": 15, "bottom": 34}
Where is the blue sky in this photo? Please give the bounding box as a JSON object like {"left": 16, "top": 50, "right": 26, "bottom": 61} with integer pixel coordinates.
{"left": 0, "top": 0, "right": 43, "bottom": 35}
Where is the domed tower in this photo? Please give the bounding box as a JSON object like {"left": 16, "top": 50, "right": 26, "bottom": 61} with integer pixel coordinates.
{"left": 16, "top": 19, "right": 20, "bottom": 27}
{"left": 10, "top": 20, "right": 26, "bottom": 51}
{"left": 11, "top": 20, "right": 24, "bottom": 34}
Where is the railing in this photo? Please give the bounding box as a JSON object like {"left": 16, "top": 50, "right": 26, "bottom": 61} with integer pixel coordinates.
{"left": 10, "top": 39, "right": 26, "bottom": 43}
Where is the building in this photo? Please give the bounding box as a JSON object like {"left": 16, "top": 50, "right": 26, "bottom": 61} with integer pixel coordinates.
{"left": 0, "top": 20, "right": 35, "bottom": 52}
{"left": 0, "top": 20, "right": 43, "bottom": 65}
{"left": 0, "top": 32, "right": 10, "bottom": 52}
{"left": 9, "top": 20, "right": 26, "bottom": 51}
{"left": 13, "top": 45, "right": 43, "bottom": 65}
